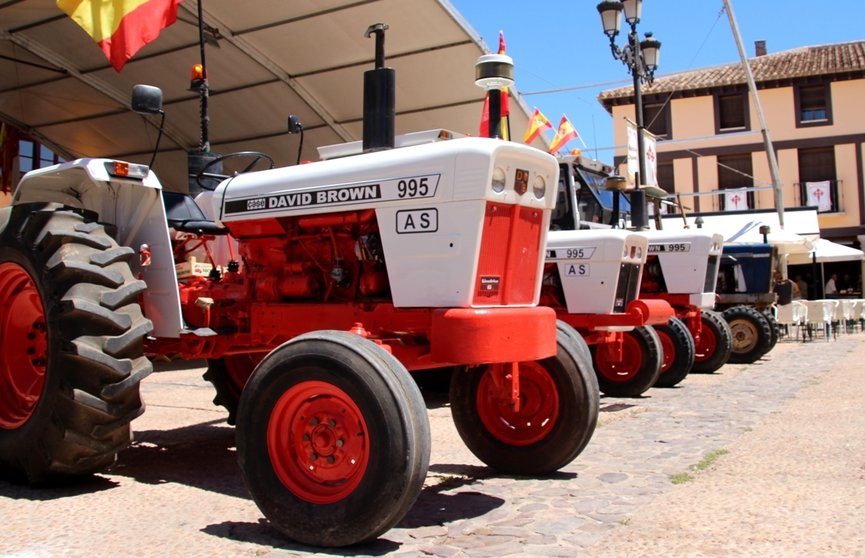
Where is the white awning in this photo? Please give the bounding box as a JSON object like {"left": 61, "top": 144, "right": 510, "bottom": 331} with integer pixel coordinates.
{"left": 788, "top": 238, "right": 865, "bottom": 265}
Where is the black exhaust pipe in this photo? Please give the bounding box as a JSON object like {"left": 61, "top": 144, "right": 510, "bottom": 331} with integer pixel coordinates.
{"left": 362, "top": 23, "right": 395, "bottom": 152}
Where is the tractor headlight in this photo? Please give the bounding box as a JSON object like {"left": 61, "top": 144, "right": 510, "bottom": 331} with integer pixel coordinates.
{"left": 533, "top": 174, "right": 546, "bottom": 199}
{"left": 492, "top": 166, "right": 507, "bottom": 193}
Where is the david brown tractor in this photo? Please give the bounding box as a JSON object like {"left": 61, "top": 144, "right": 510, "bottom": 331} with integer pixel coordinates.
{"left": 540, "top": 154, "right": 675, "bottom": 397}
{"left": 638, "top": 230, "right": 734, "bottom": 375}
{"left": 541, "top": 229, "right": 673, "bottom": 397}
{"left": 0, "top": 69, "right": 600, "bottom": 547}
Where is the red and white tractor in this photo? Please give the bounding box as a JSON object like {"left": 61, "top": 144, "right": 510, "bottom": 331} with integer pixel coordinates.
{"left": 638, "top": 230, "right": 733, "bottom": 374}
{"left": 0, "top": 79, "right": 599, "bottom": 547}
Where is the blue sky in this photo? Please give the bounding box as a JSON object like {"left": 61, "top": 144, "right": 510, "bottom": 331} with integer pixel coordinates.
{"left": 450, "top": 0, "right": 865, "bottom": 164}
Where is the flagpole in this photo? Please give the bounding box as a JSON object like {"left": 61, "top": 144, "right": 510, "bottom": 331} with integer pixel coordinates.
{"left": 196, "top": 0, "right": 210, "bottom": 152}
{"left": 723, "top": 0, "right": 784, "bottom": 228}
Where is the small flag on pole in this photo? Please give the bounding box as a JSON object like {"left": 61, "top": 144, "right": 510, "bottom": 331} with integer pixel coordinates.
{"left": 548, "top": 115, "right": 579, "bottom": 154}
{"left": 523, "top": 108, "right": 552, "bottom": 144}
{"left": 57, "top": 0, "right": 183, "bottom": 72}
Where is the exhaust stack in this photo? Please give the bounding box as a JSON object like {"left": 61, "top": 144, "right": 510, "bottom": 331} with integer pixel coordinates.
{"left": 362, "top": 23, "right": 395, "bottom": 152}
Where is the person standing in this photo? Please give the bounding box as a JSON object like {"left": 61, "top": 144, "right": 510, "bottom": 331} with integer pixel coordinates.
{"left": 794, "top": 275, "right": 808, "bottom": 299}
{"left": 825, "top": 273, "right": 838, "bottom": 298}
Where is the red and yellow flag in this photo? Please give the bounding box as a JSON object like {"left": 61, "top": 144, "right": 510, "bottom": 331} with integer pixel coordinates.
{"left": 548, "top": 114, "right": 579, "bottom": 154}
{"left": 57, "top": 0, "right": 183, "bottom": 72}
{"left": 479, "top": 31, "right": 511, "bottom": 139}
{"left": 523, "top": 108, "right": 552, "bottom": 144}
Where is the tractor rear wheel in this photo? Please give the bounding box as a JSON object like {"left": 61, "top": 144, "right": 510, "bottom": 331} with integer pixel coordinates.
{"left": 691, "top": 310, "right": 733, "bottom": 374}
{"left": 723, "top": 305, "right": 773, "bottom": 364}
{"left": 449, "top": 320, "right": 599, "bottom": 475}
{"left": 0, "top": 205, "right": 152, "bottom": 482}
{"left": 653, "top": 317, "right": 695, "bottom": 388}
{"left": 236, "top": 330, "right": 430, "bottom": 547}
{"left": 592, "top": 326, "right": 662, "bottom": 397}
{"left": 203, "top": 353, "right": 263, "bottom": 425}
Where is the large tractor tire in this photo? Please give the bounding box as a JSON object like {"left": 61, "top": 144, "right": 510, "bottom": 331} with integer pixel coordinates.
{"left": 203, "top": 353, "right": 263, "bottom": 425}
{"left": 653, "top": 317, "right": 695, "bottom": 388}
{"left": 450, "top": 320, "right": 599, "bottom": 475}
{"left": 691, "top": 310, "right": 733, "bottom": 374}
{"left": 762, "top": 309, "right": 780, "bottom": 350}
{"left": 0, "top": 205, "right": 153, "bottom": 483}
{"left": 236, "top": 330, "right": 430, "bottom": 548}
{"left": 591, "top": 325, "right": 662, "bottom": 397}
{"left": 723, "top": 305, "right": 774, "bottom": 364}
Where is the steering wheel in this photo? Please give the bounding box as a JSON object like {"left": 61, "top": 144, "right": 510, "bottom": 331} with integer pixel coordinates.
{"left": 194, "top": 151, "right": 275, "bottom": 190}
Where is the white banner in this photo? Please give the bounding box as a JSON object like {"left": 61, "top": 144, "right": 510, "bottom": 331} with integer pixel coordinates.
{"left": 626, "top": 121, "right": 638, "bottom": 185}
{"left": 643, "top": 131, "right": 657, "bottom": 188}
{"left": 805, "top": 181, "right": 832, "bottom": 212}
{"left": 724, "top": 188, "right": 749, "bottom": 211}
{"left": 625, "top": 120, "right": 658, "bottom": 188}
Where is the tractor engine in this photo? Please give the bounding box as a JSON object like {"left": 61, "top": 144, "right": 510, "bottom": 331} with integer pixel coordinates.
{"left": 174, "top": 209, "right": 389, "bottom": 331}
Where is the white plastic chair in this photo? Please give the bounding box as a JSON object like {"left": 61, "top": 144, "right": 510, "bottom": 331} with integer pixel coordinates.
{"left": 850, "top": 300, "right": 865, "bottom": 332}
{"left": 839, "top": 300, "right": 858, "bottom": 333}
{"left": 774, "top": 301, "right": 807, "bottom": 341}
{"left": 802, "top": 300, "right": 837, "bottom": 341}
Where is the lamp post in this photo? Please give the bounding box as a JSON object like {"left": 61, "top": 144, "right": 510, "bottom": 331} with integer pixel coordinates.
{"left": 597, "top": 0, "right": 661, "bottom": 230}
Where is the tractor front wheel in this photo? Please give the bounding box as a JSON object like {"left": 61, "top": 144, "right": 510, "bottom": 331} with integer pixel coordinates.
{"left": 236, "top": 331, "right": 430, "bottom": 547}
{"left": 592, "top": 326, "right": 662, "bottom": 397}
{"left": 723, "top": 305, "right": 774, "bottom": 364}
{"left": 449, "top": 321, "right": 599, "bottom": 475}
{"left": 691, "top": 310, "right": 733, "bottom": 374}
{"left": 0, "top": 205, "right": 152, "bottom": 482}
{"left": 653, "top": 317, "right": 695, "bottom": 388}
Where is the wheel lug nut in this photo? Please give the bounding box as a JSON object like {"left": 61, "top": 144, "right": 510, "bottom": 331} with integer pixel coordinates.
{"left": 303, "top": 434, "right": 310, "bottom": 441}
{"left": 310, "top": 453, "right": 318, "bottom": 461}
{"left": 309, "top": 417, "right": 319, "bottom": 426}
{"left": 328, "top": 419, "right": 336, "bottom": 428}
{"left": 336, "top": 439, "right": 344, "bottom": 448}
{"left": 327, "top": 456, "right": 335, "bottom": 464}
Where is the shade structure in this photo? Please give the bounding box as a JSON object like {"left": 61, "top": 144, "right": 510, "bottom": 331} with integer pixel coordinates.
{"left": 0, "top": 0, "right": 542, "bottom": 192}
{"left": 788, "top": 238, "right": 865, "bottom": 265}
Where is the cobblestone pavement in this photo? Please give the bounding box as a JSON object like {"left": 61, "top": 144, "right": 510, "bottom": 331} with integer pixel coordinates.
{"left": 2, "top": 332, "right": 864, "bottom": 557}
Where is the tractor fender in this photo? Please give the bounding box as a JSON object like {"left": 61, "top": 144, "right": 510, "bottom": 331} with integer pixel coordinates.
{"left": 12, "top": 158, "right": 184, "bottom": 337}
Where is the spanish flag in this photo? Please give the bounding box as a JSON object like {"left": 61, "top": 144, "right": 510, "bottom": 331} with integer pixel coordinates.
{"left": 57, "top": 0, "right": 183, "bottom": 72}
{"left": 548, "top": 114, "right": 578, "bottom": 154}
{"left": 523, "top": 108, "right": 552, "bottom": 144}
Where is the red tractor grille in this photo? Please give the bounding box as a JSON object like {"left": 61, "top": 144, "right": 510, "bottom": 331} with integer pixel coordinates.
{"left": 473, "top": 201, "right": 544, "bottom": 306}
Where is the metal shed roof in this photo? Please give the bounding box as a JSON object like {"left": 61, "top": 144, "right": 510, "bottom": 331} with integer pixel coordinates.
{"left": 0, "top": 0, "right": 538, "bottom": 191}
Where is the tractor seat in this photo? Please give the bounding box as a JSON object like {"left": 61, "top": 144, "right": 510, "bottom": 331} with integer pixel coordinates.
{"left": 162, "top": 190, "right": 228, "bottom": 236}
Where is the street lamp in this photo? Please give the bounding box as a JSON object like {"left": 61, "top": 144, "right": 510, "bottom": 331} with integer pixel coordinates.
{"left": 597, "top": 0, "right": 661, "bottom": 230}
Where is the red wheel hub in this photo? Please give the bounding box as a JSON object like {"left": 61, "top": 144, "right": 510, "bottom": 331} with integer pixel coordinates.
{"left": 657, "top": 329, "right": 674, "bottom": 373}
{"left": 595, "top": 333, "right": 641, "bottom": 382}
{"left": 476, "top": 361, "right": 559, "bottom": 446}
{"left": 694, "top": 323, "right": 717, "bottom": 362}
{"left": 0, "top": 262, "right": 49, "bottom": 430}
{"left": 267, "top": 380, "right": 370, "bottom": 504}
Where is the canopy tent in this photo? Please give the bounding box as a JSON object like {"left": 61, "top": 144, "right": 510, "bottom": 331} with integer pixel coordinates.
{"left": 0, "top": 0, "right": 542, "bottom": 193}
{"left": 656, "top": 208, "right": 819, "bottom": 256}
{"left": 788, "top": 238, "right": 864, "bottom": 265}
